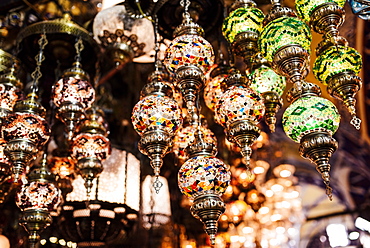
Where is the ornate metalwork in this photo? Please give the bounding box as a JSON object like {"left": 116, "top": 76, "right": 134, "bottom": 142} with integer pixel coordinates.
{"left": 190, "top": 194, "right": 226, "bottom": 245}
{"left": 349, "top": 0, "right": 370, "bottom": 20}
{"left": 310, "top": 2, "right": 345, "bottom": 37}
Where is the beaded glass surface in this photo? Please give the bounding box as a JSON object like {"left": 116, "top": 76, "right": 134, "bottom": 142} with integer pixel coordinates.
{"left": 258, "top": 16, "right": 312, "bottom": 62}
{"left": 132, "top": 94, "right": 182, "bottom": 136}
{"left": 215, "top": 85, "right": 265, "bottom": 127}
{"left": 163, "top": 34, "right": 214, "bottom": 74}
{"left": 313, "top": 45, "right": 362, "bottom": 83}
{"left": 1, "top": 112, "right": 50, "bottom": 147}
{"left": 16, "top": 181, "right": 61, "bottom": 211}
{"left": 173, "top": 125, "right": 217, "bottom": 161}
{"left": 204, "top": 74, "right": 227, "bottom": 112}
{"left": 178, "top": 155, "right": 231, "bottom": 198}
{"left": 0, "top": 84, "right": 18, "bottom": 111}
{"left": 72, "top": 133, "right": 111, "bottom": 161}
{"left": 52, "top": 77, "right": 95, "bottom": 109}
{"left": 249, "top": 66, "right": 286, "bottom": 96}
{"left": 282, "top": 95, "right": 340, "bottom": 143}
{"left": 222, "top": 7, "right": 265, "bottom": 44}
{"left": 296, "top": 0, "right": 346, "bottom": 23}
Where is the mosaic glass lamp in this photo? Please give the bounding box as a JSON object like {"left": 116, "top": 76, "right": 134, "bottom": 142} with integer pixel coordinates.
{"left": 0, "top": 65, "right": 23, "bottom": 120}
{"left": 249, "top": 54, "right": 286, "bottom": 132}
{"left": 16, "top": 154, "right": 62, "bottom": 248}
{"left": 313, "top": 42, "right": 362, "bottom": 129}
{"left": 215, "top": 68, "right": 265, "bottom": 167}
{"left": 132, "top": 63, "right": 182, "bottom": 192}
{"left": 222, "top": 0, "right": 265, "bottom": 67}
{"left": 71, "top": 107, "right": 111, "bottom": 198}
{"left": 1, "top": 92, "right": 50, "bottom": 183}
{"left": 295, "top": 0, "right": 346, "bottom": 37}
{"left": 52, "top": 37, "right": 95, "bottom": 141}
{"left": 258, "top": 15, "right": 312, "bottom": 84}
{"left": 282, "top": 82, "right": 340, "bottom": 200}
{"left": 173, "top": 123, "right": 217, "bottom": 162}
{"left": 178, "top": 130, "right": 231, "bottom": 245}
{"left": 163, "top": 12, "right": 214, "bottom": 118}
{"left": 0, "top": 138, "right": 11, "bottom": 185}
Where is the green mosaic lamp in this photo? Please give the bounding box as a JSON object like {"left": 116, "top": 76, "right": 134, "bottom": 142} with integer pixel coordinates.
{"left": 222, "top": 0, "right": 265, "bottom": 67}
{"left": 282, "top": 82, "right": 340, "bottom": 200}
{"left": 258, "top": 15, "right": 312, "bottom": 85}
{"left": 249, "top": 53, "right": 286, "bottom": 132}
{"left": 313, "top": 41, "right": 362, "bottom": 130}
{"left": 295, "top": 0, "right": 346, "bottom": 38}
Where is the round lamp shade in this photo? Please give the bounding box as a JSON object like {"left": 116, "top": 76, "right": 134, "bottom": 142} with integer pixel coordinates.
{"left": 313, "top": 45, "right": 362, "bottom": 83}
{"left": 215, "top": 85, "right": 265, "bottom": 127}
{"left": 1, "top": 112, "right": 50, "bottom": 148}
{"left": 173, "top": 124, "right": 217, "bottom": 161}
{"left": 178, "top": 155, "right": 230, "bottom": 199}
{"left": 131, "top": 94, "right": 182, "bottom": 136}
{"left": 204, "top": 74, "right": 227, "bottom": 112}
{"left": 249, "top": 66, "right": 286, "bottom": 96}
{"left": 52, "top": 76, "right": 95, "bottom": 110}
{"left": 222, "top": 6, "right": 265, "bottom": 44}
{"left": 163, "top": 34, "right": 214, "bottom": 74}
{"left": 295, "top": 0, "right": 346, "bottom": 23}
{"left": 258, "top": 16, "right": 312, "bottom": 62}
{"left": 0, "top": 235, "right": 10, "bottom": 248}
{"left": 282, "top": 95, "right": 340, "bottom": 142}
{"left": 72, "top": 133, "right": 111, "bottom": 162}
{"left": 16, "top": 181, "right": 61, "bottom": 211}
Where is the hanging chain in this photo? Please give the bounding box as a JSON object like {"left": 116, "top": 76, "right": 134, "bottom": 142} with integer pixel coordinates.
{"left": 30, "top": 33, "right": 48, "bottom": 93}
{"left": 180, "top": 0, "right": 190, "bottom": 13}
{"left": 74, "top": 36, "right": 84, "bottom": 64}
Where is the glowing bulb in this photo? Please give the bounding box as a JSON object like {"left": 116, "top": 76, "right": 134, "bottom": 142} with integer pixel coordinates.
{"left": 265, "top": 190, "right": 274, "bottom": 197}
{"left": 279, "top": 169, "right": 292, "bottom": 178}
{"left": 259, "top": 206, "right": 270, "bottom": 215}
{"left": 253, "top": 166, "right": 265, "bottom": 174}
{"left": 243, "top": 226, "right": 254, "bottom": 234}
{"left": 270, "top": 213, "right": 282, "bottom": 222}
{"left": 276, "top": 226, "right": 286, "bottom": 234}
{"left": 271, "top": 184, "right": 284, "bottom": 192}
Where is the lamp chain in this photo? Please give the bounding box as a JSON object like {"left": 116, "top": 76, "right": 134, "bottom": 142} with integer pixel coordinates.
{"left": 180, "top": 0, "right": 190, "bottom": 14}
{"left": 30, "top": 33, "right": 48, "bottom": 92}
{"left": 74, "top": 37, "right": 84, "bottom": 64}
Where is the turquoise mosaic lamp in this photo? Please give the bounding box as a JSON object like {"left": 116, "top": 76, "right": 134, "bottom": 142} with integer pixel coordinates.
{"left": 282, "top": 82, "right": 340, "bottom": 200}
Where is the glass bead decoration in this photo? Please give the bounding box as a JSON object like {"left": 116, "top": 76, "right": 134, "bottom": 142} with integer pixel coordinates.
{"left": 178, "top": 155, "right": 231, "bottom": 198}
{"left": 52, "top": 76, "right": 95, "bottom": 110}
{"left": 173, "top": 124, "right": 217, "bottom": 161}
{"left": 16, "top": 181, "right": 61, "bottom": 211}
{"left": 249, "top": 66, "right": 287, "bottom": 96}
{"left": 215, "top": 85, "right": 265, "bottom": 127}
{"left": 204, "top": 74, "right": 227, "bottom": 112}
{"left": 295, "top": 0, "right": 346, "bottom": 23}
{"left": 313, "top": 45, "right": 362, "bottom": 83}
{"left": 163, "top": 34, "right": 215, "bottom": 74}
{"left": 258, "top": 16, "right": 312, "bottom": 62}
{"left": 132, "top": 94, "right": 183, "bottom": 136}
{"left": 282, "top": 95, "right": 340, "bottom": 143}
{"left": 72, "top": 133, "right": 111, "bottom": 162}
{"left": 222, "top": 7, "right": 265, "bottom": 44}
{"left": 1, "top": 112, "right": 50, "bottom": 148}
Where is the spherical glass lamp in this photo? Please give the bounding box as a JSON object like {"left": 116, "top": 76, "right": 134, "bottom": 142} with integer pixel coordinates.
{"left": 282, "top": 82, "right": 340, "bottom": 200}
{"left": 0, "top": 66, "right": 23, "bottom": 120}
{"left": 52, "top": 62, "right": 96, "bottom": 140}
{"left": 1, "top": 93, "right": 50, "bottom": 182}
{"left": 173, "top": 124, "right": 217, "bottom": 162}
{"left": 178, "top": 153, "right": 231, "bottom": 244}
{"left": 258, "top": 16, "right": 312, "bottom": 84}
{"left": 132, "top": 66, "right": 183, "bottom": 193}
{"left": 313, "top": 44, "right": 362, "bottom": 129}
{"left": 295, "top": 0, "right": 345, "bottom": 36}
{"left": 222, "top": 1, "right": 265, "bottom": 65}
{"left": 215, "top": 70, "right": 265, "bottom": 167}
{"left": 249, "top": 57, "right": 286, "bottom": 132}
{"left": 204, "top": 74, "right": 227, "bottom": 112}
{"left": 16, "top": 154, "right": 61, "bottom": 247}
